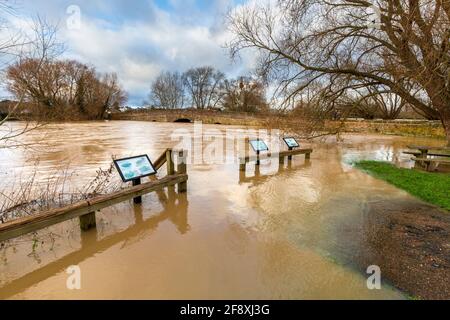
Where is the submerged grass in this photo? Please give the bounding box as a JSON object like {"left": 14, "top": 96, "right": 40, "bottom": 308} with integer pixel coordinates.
{"left": 354, "top": 161, "right": 450, "bottom": 211}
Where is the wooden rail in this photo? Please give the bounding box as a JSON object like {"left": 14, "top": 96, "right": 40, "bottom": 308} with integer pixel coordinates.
{"left": 153, "top": 148, "right": 171, "bottom": 170}
{"left": 239, "top": 148, "right": 312, "bottom": 171}
{"left": 0, "top": 149, "right": 188, "bottom": 242}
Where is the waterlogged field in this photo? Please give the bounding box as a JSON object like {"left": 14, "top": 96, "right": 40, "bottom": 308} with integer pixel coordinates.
{"left": 0, "top": 121, "right": 446, "bottom": 299}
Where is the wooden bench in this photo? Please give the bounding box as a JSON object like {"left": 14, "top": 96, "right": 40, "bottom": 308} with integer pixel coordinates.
{"left": 406, "top": 145, "right": 450, "bottom": 171}
{"left": 402, "top": 151, "right": 422, "bottom": 156}
{"left": 426, "top": 152, "right": 450, "bottom": 158}
{"left": 411, "top": 157, "right": 450, "bottom": 172}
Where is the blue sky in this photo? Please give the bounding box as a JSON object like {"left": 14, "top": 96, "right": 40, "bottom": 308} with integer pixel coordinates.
{"left": 0, "top": 0, "right": 255, "bottom": 106}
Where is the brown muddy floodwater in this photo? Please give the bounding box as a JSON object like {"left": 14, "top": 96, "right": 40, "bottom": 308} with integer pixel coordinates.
{"left": 0, "top": 121, "right": 447, "bottom": 299}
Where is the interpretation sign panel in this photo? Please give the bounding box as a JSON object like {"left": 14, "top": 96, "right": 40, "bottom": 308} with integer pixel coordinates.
{"left": 249, "top": 139, "right": 269, "bottom": 152}
{"left": 283, "top": 137, "right": 299, "bottom": 148}
{"left": 114, "top": 155, "right": 157, "bottom": 182}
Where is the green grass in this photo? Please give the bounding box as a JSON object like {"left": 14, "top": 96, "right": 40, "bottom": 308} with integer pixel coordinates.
{"left": 354, "top": 160, "right": 450, "bottom": 211}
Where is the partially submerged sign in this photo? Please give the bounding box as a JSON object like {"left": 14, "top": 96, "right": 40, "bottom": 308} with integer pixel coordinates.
{"left": 114, "top": 155, "right": 157, "bottom": 182}
{"left": 283, "top": 137, "right": 299, "bottom": 148}
{"left": 249, "top": 139, "right": 269, "bottom": 152}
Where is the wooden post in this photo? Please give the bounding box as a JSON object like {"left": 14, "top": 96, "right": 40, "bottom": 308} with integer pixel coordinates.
{"left": 418, "top": 149, "right": 428, "bottom": 170}
{"left": 133, "top": 205, "right": 144, "bottom": 224}
{"left": 79, "top": 212, "right": 96, "bottom": 231}
{"left": 254, "top": 163, "right": 260, "bottom": 177}
{"left": 168, "top": 185, "right": 176, "bottom": 201}
{"left": 132, "top": 178, "right": 142, "bottom": 204}
{"left": 256, "top": 150, "right": 260, "bottom": 166}
{"left": 288, "top": 147, "right": 293, "bottom": 161}
{"left": 166, "top": 149, "right": 175, "bottom": 175}
{"left": 239, "top": 167, "right": 245, "bottom": 183}
{"left": 305, "top": 152, "right": 311, "bottom": 161}
{"left": 177, "top": 150, "right": 187, "bottom": 193}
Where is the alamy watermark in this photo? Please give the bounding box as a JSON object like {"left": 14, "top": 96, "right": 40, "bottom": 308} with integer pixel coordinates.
{"left": 366, "top": 265, "right": 381, "bottom": 290}
{"left": 66, "top": 5, "right": 81, "bottom": 31}
{"left": 169, "top": 121, "right": 282, "bottom": 167}
{"left": 66, "top": 265, "right": 81, "bottom": 290}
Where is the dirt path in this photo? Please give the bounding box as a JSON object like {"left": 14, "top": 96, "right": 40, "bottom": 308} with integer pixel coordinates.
{"left": 358, "top": 200, "right": 450, "bottom": 299}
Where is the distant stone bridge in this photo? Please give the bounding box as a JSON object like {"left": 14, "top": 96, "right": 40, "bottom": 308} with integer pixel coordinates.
{"left": 111, "top": 109, "right": 268, "bottom": 126}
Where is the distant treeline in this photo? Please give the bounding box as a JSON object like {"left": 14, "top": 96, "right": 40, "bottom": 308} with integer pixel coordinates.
{"left": 148, "top": 66, "right": 270, "bottom": 114}
{"left": 4, "top": 59, "right": 429, "bottom": 122}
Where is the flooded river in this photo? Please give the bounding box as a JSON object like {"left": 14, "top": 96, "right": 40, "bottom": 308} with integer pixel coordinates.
{"left": 0, "top": 121, "right": 446, "bottom": 299}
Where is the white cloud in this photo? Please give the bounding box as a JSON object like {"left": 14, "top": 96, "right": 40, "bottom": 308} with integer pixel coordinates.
{"left": 0, "top": 0, "right": 259, "bottom": 105}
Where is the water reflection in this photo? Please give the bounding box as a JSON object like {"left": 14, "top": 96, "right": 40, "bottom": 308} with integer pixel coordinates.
{"left": 0, "top": 190, "right": 189, "bottom": 299}
{"left": 239, "top": 156, "right": 311, "bottom": 185}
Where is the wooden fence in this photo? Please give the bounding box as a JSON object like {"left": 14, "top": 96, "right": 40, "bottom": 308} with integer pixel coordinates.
{"left": 0, "top": 149, "right": 188, "bottom": 242}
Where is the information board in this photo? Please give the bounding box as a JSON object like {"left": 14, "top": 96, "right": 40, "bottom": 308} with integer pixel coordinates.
{"left": 249, "top": 139, "right": 269, "bottom": 152}
{"left": 283, "top": 137, "right": 300, "bottom": 148}
{"left": 114, "top": 155, "right": 157, "bottom": 182}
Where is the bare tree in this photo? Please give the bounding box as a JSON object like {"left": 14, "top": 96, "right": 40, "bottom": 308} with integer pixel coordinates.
{"left": 182, "top": 66, "right": 225, "bottom": 109}
{"left": 228, "top": 0, "right": 450, "bottom": 143}
{"left": 223, "top": 76, "right": 269, "bottom": 113}
{"left": 99, "top": 72, "right": 128, "bottom": 116}
{"left": 0, "top": 10, "right": 62, "bottom": 148}
{"left": 150, "top": 71, "right": 184, "bottom": 109}
{"left": 333, "top": 85, "right": 406, "bottom": 119}
{"left": 366, "top": 88, "right": 405, "bottom": 120}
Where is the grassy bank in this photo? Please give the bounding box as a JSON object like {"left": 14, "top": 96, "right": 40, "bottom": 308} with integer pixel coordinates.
{"left": 355, "top": 161, "right": 450, "bottom": 211}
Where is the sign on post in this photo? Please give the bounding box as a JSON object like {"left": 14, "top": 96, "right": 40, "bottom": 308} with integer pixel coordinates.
{"left": 249, "top": 139, "right": 268, "bottom": 165}
{"left": 114, "top": 155, "right": 157, "bottom": 182}
{"left": 283, "top": 137, "right": 299, "bottom": 161}
{"left": 283, "top": 137, "right": 300, "bottom": 149}
{"left": 249, "top": 139, "right": 269, "bottom": 152}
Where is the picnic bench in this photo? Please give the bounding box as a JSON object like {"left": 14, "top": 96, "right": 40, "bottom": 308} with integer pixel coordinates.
{"left": 404, "top": 145, "right": 450, "bottom": 171}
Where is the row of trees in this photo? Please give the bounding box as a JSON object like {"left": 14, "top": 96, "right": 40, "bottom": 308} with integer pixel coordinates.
{"left": 6, "top": 58, "right": 127, "bottom": 120}
{"left": 149, "top": 66, "right": 269, "bottom": 113}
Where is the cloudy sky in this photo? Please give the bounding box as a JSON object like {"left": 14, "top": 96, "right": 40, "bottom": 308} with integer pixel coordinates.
{"left": 1, "top": 0, "right": 257, "bottom": 105}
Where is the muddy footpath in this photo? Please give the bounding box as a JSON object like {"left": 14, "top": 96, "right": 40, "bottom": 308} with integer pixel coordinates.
{"left": 355, "top": 200, "right": 450, "bottom": 300}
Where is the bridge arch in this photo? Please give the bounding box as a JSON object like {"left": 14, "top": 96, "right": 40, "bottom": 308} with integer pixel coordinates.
{"left": 174, "top": 118, "right": 192, "bottom": 123}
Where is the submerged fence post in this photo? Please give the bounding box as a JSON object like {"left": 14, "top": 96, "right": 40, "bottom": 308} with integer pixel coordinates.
{"left": 305, "top": 152, "right": 311, "bottom": 161}
{"left": 166, "top": 148, "right": 175, "bottom": 175}
{"left": 132, "top": 178, "right": 142, "bottom": 204}
{"left": 288, "top": 146, "right": 293, "bottom": 161}
{"left": 177, "top": 150, "right": 187, "bottom": 193}
{"left": 79, "top": 211, "right": 96, "bottom": 231}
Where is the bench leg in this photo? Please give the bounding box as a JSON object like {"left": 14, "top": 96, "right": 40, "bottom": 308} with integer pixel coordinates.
{"left": 427, "top": 161, "right": 438, "bottom": 172}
